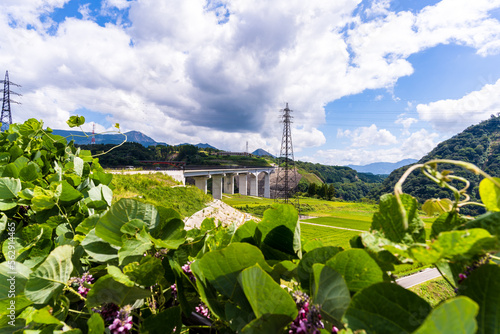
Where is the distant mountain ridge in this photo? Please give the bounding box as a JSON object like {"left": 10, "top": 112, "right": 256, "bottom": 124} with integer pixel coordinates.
{"left": 252, "top": 148, "right": 275, "bottom": 157}
{"left": 347, "top": 158, "right": 418, "bottom": 175}
{"left": 52, "top": 129, "right": 166, "bottom": 147}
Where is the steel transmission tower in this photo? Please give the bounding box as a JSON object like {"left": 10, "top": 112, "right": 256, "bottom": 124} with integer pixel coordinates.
{"left": 274, "top": 103, "right": 299, "bottom": 208}
{"left": 1, "top": 71, "right": 21, "bottom": 131}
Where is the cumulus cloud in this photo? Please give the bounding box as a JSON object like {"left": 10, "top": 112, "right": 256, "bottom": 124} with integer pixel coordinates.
{"left": 338, "top": 124, "right": 397, "bottom": 147}
{"left": 417, "top": 78, "right": 500, "bottom": 133}
{"left": 0, "top": 0, "right": 499, "bottom": 155}
{"left": 308, "top": 128, "right": 440, "bottom": 165}
{"left": 395, "top": 115, "right": 418, "bottom": 134}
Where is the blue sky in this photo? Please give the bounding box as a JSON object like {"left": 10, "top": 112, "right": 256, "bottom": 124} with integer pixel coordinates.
{"left": 2, "top": 0, "right": 500, "bottom": 165}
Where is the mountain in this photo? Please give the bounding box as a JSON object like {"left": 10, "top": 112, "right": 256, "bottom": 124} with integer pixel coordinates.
{"left": 177, "top": 143, "right": 218, "bottom": 150}
{"left": 52, "top": 129, "right": 166, "bottom": 147}
{"left": 373, "top": 115, "right": 500, "bottom": 215}
{"left": 252, "top": 148, "right": 275, "bottom": 157}
{"left": 347, "top": 158, "right": 418, "bottom": 175}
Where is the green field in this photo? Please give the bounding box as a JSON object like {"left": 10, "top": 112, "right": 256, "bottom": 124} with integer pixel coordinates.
{"left": 301, "top": 216, "right": 371, "bottom": 231}
{"left": 300, "top": 224, "right": 362, "bottom": 249}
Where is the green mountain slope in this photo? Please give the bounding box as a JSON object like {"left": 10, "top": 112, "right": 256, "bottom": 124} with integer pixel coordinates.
{"left": 372, "top": 115, "right": 500, "bottom": 214}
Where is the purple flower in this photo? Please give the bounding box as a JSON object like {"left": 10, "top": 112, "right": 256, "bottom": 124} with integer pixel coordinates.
{"left": 289, "top": 292, "right": 324, "bottom": 334}
{"left": 69, "top": 272, "right": 94, "bottom": 297}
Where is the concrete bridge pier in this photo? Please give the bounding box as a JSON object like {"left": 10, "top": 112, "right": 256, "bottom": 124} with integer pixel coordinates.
{"left": 193, "top": 176, "right": 210, "bottom": 194}
{"left": 249, "top": 173, "right": 258, "bottom": 196}
{"left": 224, "top": 173, "right": 235, "bottom": 195}
{"left": 264, "top": 172, "right": 270, "bottom": 198}
{"left": 212, "top": 174, "right": 224, "bottom": 200}
{"left": 238, "top": 173, "right": 247, "bottom": 195}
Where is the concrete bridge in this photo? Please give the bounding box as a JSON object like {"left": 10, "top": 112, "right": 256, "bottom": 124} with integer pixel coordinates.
{"left": 111, "top": 166, "right": 276, "bottom": 200}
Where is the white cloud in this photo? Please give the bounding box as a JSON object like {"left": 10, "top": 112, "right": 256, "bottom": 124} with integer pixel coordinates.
{"left": 0, "top": 0, "right": 499, "bottom": 157}
{"left": 339, "top": 124, "right": 397, "bottom": 147}
{"left": 307, "top": 128, "right": 440, "bottom": 165}
{"left": 395, "top": 115, "right": 418, "bottom": 134}
{"left": 416, "top": 78, "right": 500, "bottom": 132}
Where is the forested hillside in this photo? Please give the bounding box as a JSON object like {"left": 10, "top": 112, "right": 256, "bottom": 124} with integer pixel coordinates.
{"left": 372, "top": 115, "right": 500, "bottom": 214}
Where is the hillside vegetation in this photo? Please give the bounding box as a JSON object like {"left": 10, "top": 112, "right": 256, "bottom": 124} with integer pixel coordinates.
{"left": 373, "top": 115, "right": 500, "bottom": 214}
{"left": 111, "top": 173, "right": 211, "bottom": 217}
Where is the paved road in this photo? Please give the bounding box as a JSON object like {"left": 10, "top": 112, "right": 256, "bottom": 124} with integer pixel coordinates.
{"left": 396, "top": 268, "right": 442, "bottom": 288}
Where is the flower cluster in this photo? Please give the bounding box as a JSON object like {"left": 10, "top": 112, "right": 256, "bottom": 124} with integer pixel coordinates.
{"left": 458, "top": 255, "right": 491, "bottom": 284}
{"left": 108, "top": 305, "right": 134, "bottom": 334}
{"left": 289, "top": 291, "right": 324, "bottom": 334}
{"left": 95, "top": 304, "right": 133, "bottom": 334}
{"left": 69, "top": 272, "right": 94, "bottom": 297}
{"left": 195, "top": 303, "right": 210, "bottom": 318}
{"left": 182, "top": 261, "right": 196, "bottom": 282}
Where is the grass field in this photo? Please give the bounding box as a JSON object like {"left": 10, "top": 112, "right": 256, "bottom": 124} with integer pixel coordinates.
{"left": 409, "top": 278, "right": 455, "bottom": 307}
{"left": 301, "top": 216, "right": 371, "bottom": 231}
{"left": 300, "top": 224, "right": 361, "bottom": 249}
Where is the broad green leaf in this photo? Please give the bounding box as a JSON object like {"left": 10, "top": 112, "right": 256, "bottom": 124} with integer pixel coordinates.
{"left": 87, "top": 184, "right": 112, "bottom": 207}
{"left": 75, "top": 215, "right": 100, "bottom": 235}
{"left": 58, "top": 180, "right": 83, "bottom": 205}
{"left": 302, "top": 239, "right": 324, "bottom": 252}
{"left": 149, "top": 218, "right": 186, "bottom": 249}
{"left": 343, "top": 282, "right": 432, "bottom": 333}
{"left": 231, "top": 220, "right": 258, "bottom": 245}
{"left": 404, "top": 229, "right": 498, "bottom": 264}
{"left": 30, "top": 306, "right": 63, "bottom": 325}
{"left": 479, "top": 177, "right": 500, "bottom": 211}
{"left": 0, "top": 199, "right": 16, "bottom": 210}
{"left": 241, "top": 314, "right": 296, "bottom": 334}
{"left": 86, "top": 275, "right": 151, "bottom": 307}
{"left": 31, "top": 186, "right": 57, "bottom": 211}
{"left": 311, "top": 264, "right": 350, "bottom": 324}
{"left": 431, "top": 212, "right": 468, "bottom": 239}
{"left": 413, "top": 297, "right": 478, "bottom": 334}
{"left": 238, "top": 265, "right": 297, "bottom": 332}
{"left": 123, "top": 256, "right": 165, "bottom": 287}
{"left": 90, "top": 171, "right": 113, "bottom": 186}
{"left": 257, "top": 204, "right": 301, "bottom": 259}
{"left": 140, "top": 306, "right": 181, "bottom": 334}
{"left": 20, "top": 224, "right": 53, "bottom": 268}
{"left": 200, "top": 217, "right": 216, "bottom": 231}
{"left": 67, "top": 115, "right": 85, "bottom": 128}
{"left": 87, "top": 313, "right": 105, "bottom": 334}
{"left": 458, "top": 211, "right": 500, "bottom": 237}
{"left": 458, "top": 265, "right": 500, "bottom": 334}
{"left": 422, "top": 198, "right": 453, "bottom": 216}
{"left": 19, "top": 162, "right": 41, "bottom": 182}
{"left": 371, "top": 194, "right": 426, "bottom": 244}
{"left": 0, "top": 261, "right": 32, "bottom": 315}
{"left": 120, "top": 219, "right": 147, "bottom": 236}
{"left": 118, "top": 229, "right": 153, "bottom": 266}
{"left": 81, "top": 229, "right": 119, "bottom": 262}
{"left": 96, "top": 198, "right": 159, "bottom": 246}
{"left": 297, "top": 246, "right": 342, "bottom": 291}
{"left": 72, "top": 157, "right": 84, "bottom": 177}
{"left": 326, "top": 249, "right": 385, "bottom": 292}
{"left": 25, "top": 245, "right": 74, "bottom": 304}
{"left": 0, "top": 177, "right": 21, "bottom": 199}
{"left": 107, "top": 266, "right": 135, "bottom": 287}
{"left": 0, "top": 214, "right": 6, "bottom": 235}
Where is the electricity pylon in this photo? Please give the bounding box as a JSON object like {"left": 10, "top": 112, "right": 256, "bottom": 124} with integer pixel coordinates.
{"left": 1, "top": 71, "right": 21, "bottom": 131}
{"left": 274, "top": 103, "right": 299, "bottom": 209}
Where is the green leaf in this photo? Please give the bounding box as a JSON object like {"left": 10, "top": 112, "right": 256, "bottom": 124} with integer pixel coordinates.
{"left": 479, "top": 177, "right": 500, "bottom": 212}
{"left": 371, "top": 194, "right": 426, "bottom": 244}
{"left": 123, "top": 256, "right": 165, "bottom": 287}
{"left": 25, "top": 245, "right": 74, "bottom": 304}
{"left": 458, "top": 265, "right": 500, "bottom": 334}
{"left": 326, "top": 249, "right": 385, "bottom": 292}
{"left": 297, "top": 246, "right": 342, "bottom": 292}
{"left": 58, "top": 180, "right": 83, "bottom": 205}
{"left": 81, "top": 229, "right": 119, "bottom": 262}
{"left": 107, "top": 266, "right": 135, "bottom": 287}
{"left": 343, "top": 282, "right": 432, "bottom": 333}
{"left": 87, "top": 313, "right": 105, "bottom": 334}
{"left": 422, "top": 198, "right": 453, "bottom": 216}
{"left": 431, "top": 212, "right": 468, "bottom": 239}
{"left": 140, "top": 306, "right": 182, "bottom": 334}
{"left": 238, "top": 265, "right": 297, "bottom": 332}
{"left": 86, "top": 275, "right": 152, "bottom": 308}
{"left": 75, "top": 215, "right": 100, "bottom": 235}
{"left": 31, "top": 186, "right": 57, "bottom": 211}
{"left": 30, "top": 306, "right": 63, "bottom": 325}
{"left": 257, "top": 204, "right": 301, "bottom": 259}
{"left": 0, "top": 177, "right": 21, "bottom": 199}
{"left": 149, "top": 218, "right": 186, "bottom": 249}
{"left": 118, "top": 229, "right": 153, "bottom": 266}
{"left": 458, "top": 211, "right": 500, "bottom": 237}
{"left": 120, "top": 219, "right": 147, "bottom": 236}
{"left": 19, "top": 162, "right": 41, "bottom": 182}
{"left": 96, "top": 198, "right": 159, "bottom": 246}
{"left": 311, "top": 264, "right": 350, "bottom": 324}
{"left": 413, "top": 297, "right": 478, "bottom": 334}
{"left": 231, "top": 220, "right": 258, "bottom": 245}
{"left": 403, "top": 229, "right": 498, "bottom": 264}
{"left": 67, "top": 115, "right": 85, "bottom": 128}
{"left": 0, "top": 261, "right": 32, "bottom": 315}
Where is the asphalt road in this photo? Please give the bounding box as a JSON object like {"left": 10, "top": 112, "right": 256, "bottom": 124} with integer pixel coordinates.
{"left": 396, "top": 268, "right": 442, "bottom": 288}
